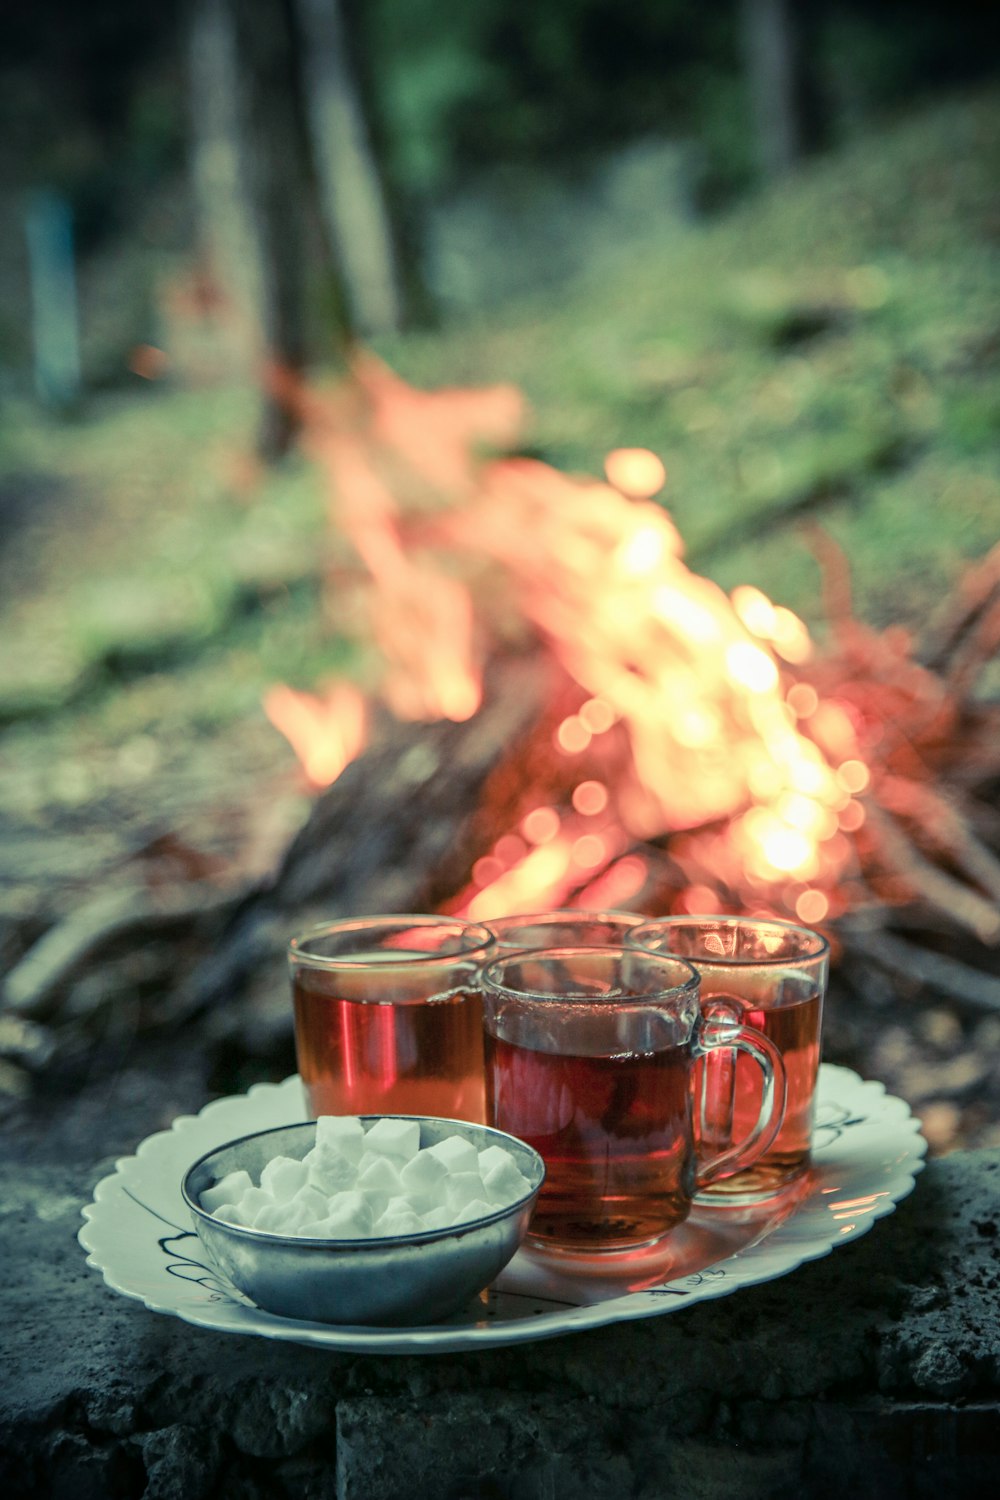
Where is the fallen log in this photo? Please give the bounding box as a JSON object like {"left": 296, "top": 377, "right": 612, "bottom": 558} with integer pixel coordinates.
{"left": 181, "top": 653, "right": 555, "bottom": 1015}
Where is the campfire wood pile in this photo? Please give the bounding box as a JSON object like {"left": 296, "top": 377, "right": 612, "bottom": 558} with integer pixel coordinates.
{"left": 247, "top": 360, "right": 1000, "bottom": 1013}
{"left": 1, "top": 362, "right": 999, "bottom": 1152}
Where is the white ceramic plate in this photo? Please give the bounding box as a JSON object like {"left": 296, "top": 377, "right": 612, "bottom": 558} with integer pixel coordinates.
{"left": 79, "top": 1065, "right": 926, "bottom": 1354}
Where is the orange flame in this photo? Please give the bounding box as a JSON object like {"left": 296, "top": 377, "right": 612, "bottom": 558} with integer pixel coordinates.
{"left": 263, "top": 682, "right": 367, "bottom": 788}
{"left": 267, "top": 360, "right": 871, "bottom": 923}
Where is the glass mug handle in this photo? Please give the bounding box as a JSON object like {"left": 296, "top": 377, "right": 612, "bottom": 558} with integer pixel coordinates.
{"left": 692, "top": 1016, "right": 787, "bottom": 1187}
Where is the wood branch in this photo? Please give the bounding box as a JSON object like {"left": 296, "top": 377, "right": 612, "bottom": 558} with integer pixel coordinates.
{"left": 943, "top": 594, "right": 1000, "bottom": 702}
{"left": 876, "top": 775, "right": 1000, "bottom": 905}
{"left": 862, "top": 804, "right": 1000, "bottom": 944}
{"left": 922, "top": 540, "right": 1000, "bottom": 676}
{"left": 837, "top": 920, "right": 1000, "bottom": 1014}
{"left": 800, "top": 523, "right": 855, "bottom": 633}
{"left": 1, "top": 882, "right": 239, "bottom": 1019}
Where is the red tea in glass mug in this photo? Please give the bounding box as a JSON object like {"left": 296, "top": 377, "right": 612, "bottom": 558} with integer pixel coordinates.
{"left": 480, "top": 946, "right": 786, "bottom": 1252}
{"left": 288, "top": 916, "right": 495, "bottom": 1122}
{"left": 627, "top": 917, "right": 829, "bottom": 1199}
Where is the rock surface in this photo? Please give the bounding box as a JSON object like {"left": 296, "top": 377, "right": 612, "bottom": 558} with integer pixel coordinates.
{"left": 2, "top": 1152, "right": 999, "bottom": 1499}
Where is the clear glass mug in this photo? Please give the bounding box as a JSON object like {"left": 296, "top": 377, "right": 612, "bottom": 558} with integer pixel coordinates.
{"left": 288, "top": 915, "right": 496, "bottom": 1123}
{"left": 478, "top": 946, "right": 787, "bottom": 1252}
{"left": 627, "top": 917, "right": 829, "bottom": 1200}
{"left": 482, "top": 910, "right": 646, "bottom": 951}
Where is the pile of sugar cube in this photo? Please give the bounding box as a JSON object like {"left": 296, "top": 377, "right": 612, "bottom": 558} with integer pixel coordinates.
{"left": 199, "top": 1116, "right": 533, "bottom": 1238}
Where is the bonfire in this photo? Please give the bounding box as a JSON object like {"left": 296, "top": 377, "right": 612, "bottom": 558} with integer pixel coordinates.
{"left": 263, "top": 356, "right": 1000, "bottom": 988}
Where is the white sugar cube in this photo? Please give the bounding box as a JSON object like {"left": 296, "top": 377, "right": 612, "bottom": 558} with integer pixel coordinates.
{"left": 254, "top": 1197, "right": 316, "bottom": 1234}
{"left": 315, "top": 1115, "right": 365, "bottom": 1164}
{"left": 446, "top": 1171, "right": 488, "bottom": 1211}
{"left": 426, "top": 1134, "right": 478, "bottom": 1174}
{"left": 357, "top": 1156, "right": 403, "bottom": 1215}
{"left": 200, "top": 1169, "right": 253, "bottom": 1216}
{"left": 451, "top": 1197, "right": 494, "bottom": 1226}
{"left": 210, "top": 1202, "right": 244, "bottom": 1226}
{"left": 327, "top": 1189, "right": 375, "bottom": 1227}
{"left": 305, "top": 1149, "right": 356, "bottom": 1196}
{"left": 421, "top": 1206, "right": 452, "bottom": 1232}
{"left": 375, "top": 1200, "right": 424, "bottom": 1237}
{"left": 303, "top": 1191, "right": 375, "bottom": 1239}
{"left": 482, "top": 1159, "right": 531, "bottom": 1206}
{"left": 260, "top": 1155, "right": 308, "bottom": 1202}
{"left": 235, "top": 1186, "right": 275, "bottom": 1226}
{"left": 398, "top": 1149, "right": 449, "bottom": 1209}
{"left": 296, "top": 1217, "right": 334, "bottom": 1237}
{"left": 478, "top": 1145, "right": 518, "bottom": 1176}
{"left": 363, "top": 1117, "right": 421, "bottom": 1161}
{"left": 290, "top": 1183, "right": 332, "bottom": 1222}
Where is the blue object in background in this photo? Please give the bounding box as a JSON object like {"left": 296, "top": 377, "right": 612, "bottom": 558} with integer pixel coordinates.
{"left": 25, "top": 189, "right": 82, "bottom": 408}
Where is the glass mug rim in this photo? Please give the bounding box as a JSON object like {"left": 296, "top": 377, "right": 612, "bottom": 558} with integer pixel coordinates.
{"left": 480, "top": 944, "right": 701, "bottom": 1006}
{"left": 288, "top": 914, "right": 495, "bottom": 972}
{"left": 482, "top": 907, "right": 645, "bottom": 936}
{"left": 627, "top": 914, "right": 830, "bottom": 966}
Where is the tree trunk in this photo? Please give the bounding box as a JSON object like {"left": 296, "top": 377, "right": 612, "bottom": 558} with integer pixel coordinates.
{"left": 188, "top": 0, "right": 268, "bottom": 364}
{"left": 741, "top": 0, "right": 808, "bottom": 178}
{"left": 291, "top": 0, "right": 406, "bottom": 336}
{"left": 237, "top": 0, "right": 311, "bottom": 457}
{"left": 188, "top": 0, "right": 308, "bottom": 457}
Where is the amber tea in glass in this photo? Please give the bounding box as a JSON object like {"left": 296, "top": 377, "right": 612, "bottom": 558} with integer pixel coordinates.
{"left": 289, "top": 916, "right": 495, "bottom": 1123}
{"left": 480, "top": 946, "right": 786, "bottom": 1252}
{"left": 627, "top": 916, "right": 829, "bottom": 1200}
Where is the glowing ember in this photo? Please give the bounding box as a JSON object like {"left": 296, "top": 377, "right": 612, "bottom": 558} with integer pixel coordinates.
{"left": 572, "top": 781, "right": 609, "bottom": 816}
{"left": 521, "top": 807, "right": 561, "bottom": 844}
{"left": 604, "top": 447, "right": 667, "bottom": 499}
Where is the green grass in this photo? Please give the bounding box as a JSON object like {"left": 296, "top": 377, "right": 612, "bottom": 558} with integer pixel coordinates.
{"left": 1, "top": 89, "right": 998, "bottom": 747}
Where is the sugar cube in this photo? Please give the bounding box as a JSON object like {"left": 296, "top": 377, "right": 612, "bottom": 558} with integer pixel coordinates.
{"left": 260, "top": 1155, "right": 308, "bottom": 1202}
{"left": 290, "top": 1183, "right": 332, "bottom": 1223}
{"left": 235, "top": 1186, "right": 275, "bottom": 1227}
{"left": 323, "top": 1191, "right": 376, "bottom": 1238}
{"left": 200, "top": 1169, "right": 253, "bottom": 1216}
{"left": 477, "top": 1145, "right": 518, "bottom": 1176}
{"left": 426, "top": 1134, "right": 478, "bottom": 1174}
{"left": 296, "top": 1217, "right": 334, "bottom": 1238}
{"left": 254, "top": 1197, "right": 315, "bottom": 1234}
{"left": 451, "top": 1197, "right": 495, "bottom": 1226}
{"left": 357, "top": 1156, "right": 403, "bottom": 1216}
{"left": 305, "top": 1149, "right": 356, "bottom": 1196}
{"left": 399, "top": 1149, "right": 449, "bottom": 1209}
{"left": 482, "top": 1158, "right": 531, "bottom": 1206}
{"left": 375, "top": 1201, "right": 425, "bottom": 1237}
{"left": 315, "top": 1115, "right": 365, "bottom": 1164}
{"left": 420, "top": 1206, "right": 452, "bottom": 1232}
{"left": 446, "top": 1171, "right": 488, "bottom": 1211}
{"left": 363, "top": 1117, "right": 421, "bottom": 1161}
{"left": 210, "top": 1202, "right": 244, "bottom": 1226}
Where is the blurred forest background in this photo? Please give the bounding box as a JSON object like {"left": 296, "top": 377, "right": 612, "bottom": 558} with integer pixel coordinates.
{"left": 0, "top": 2, "right": 999, "bottom": 1150}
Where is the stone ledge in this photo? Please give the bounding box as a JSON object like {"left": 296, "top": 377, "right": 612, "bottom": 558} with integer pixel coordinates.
{"left": 2, "top": 1152, "right": 998, "bottom": 1498}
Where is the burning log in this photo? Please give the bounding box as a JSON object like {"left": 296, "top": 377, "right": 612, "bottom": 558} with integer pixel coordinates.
{"left": 182, "top": 655, "right": 554, "bottom": 1019}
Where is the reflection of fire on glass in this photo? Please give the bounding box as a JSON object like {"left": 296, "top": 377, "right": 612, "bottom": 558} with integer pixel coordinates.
{"left": 293, "top": 971, "right": 486, "bottom": 1123}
